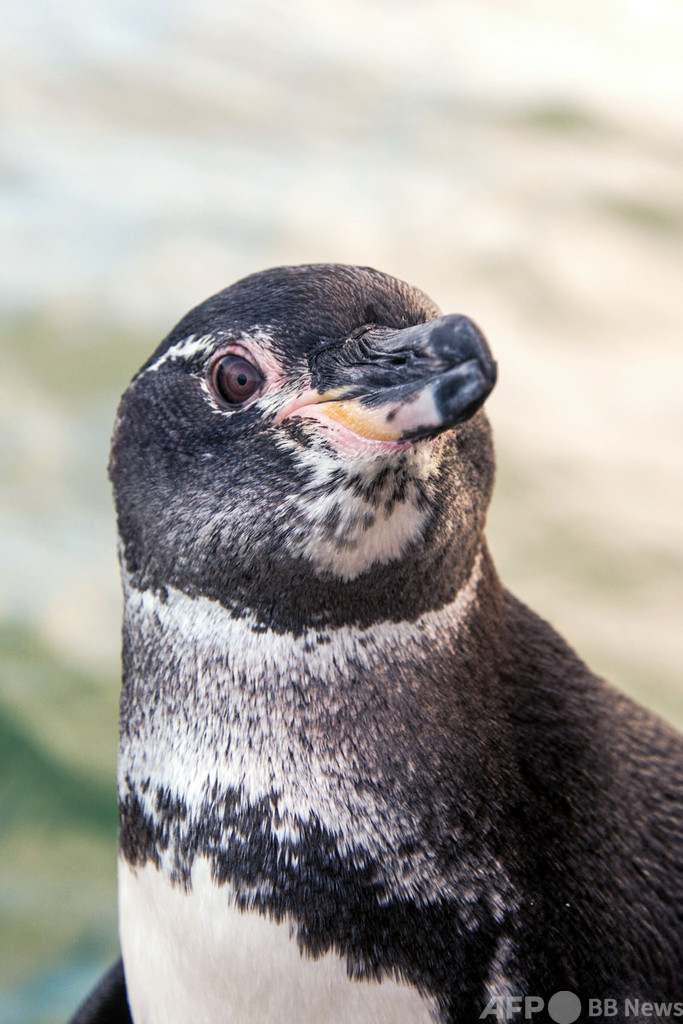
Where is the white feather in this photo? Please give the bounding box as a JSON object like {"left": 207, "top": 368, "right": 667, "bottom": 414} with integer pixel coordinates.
{"left": 119, "top": 857, "right": 439, "bottom": 1024}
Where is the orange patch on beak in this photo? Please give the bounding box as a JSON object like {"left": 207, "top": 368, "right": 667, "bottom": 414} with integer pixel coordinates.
{"left": 316, "top": 400, "right": 403, "bottom": 442}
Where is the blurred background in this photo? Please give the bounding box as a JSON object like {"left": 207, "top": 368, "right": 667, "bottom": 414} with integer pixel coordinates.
{"left": 1, "top": 1, "right": 682, "bottom": 1021}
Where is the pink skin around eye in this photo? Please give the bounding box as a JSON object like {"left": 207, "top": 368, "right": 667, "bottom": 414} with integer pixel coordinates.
{"left": 219, "top": 347, "right": 427, "bottom": 458}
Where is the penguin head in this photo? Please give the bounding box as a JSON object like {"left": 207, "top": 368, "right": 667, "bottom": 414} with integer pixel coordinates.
{"left": 110, "top": 264, "right": 497, "bottom": 631}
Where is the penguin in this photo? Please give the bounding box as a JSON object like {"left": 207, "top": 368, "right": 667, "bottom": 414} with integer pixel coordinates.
{"left": 70, "top": 264, "right": 683, "bottom": 1024}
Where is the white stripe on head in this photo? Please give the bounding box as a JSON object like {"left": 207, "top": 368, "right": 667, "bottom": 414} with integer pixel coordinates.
{"left": 141, "top": 328, "right": 283, "bottom": 378}
{"left": 143, "top": 333, "right": 218, "bottom": 373}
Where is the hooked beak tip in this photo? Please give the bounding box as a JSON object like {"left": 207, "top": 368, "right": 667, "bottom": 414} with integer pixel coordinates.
{"left": 276, "top": 314, "right": 497, "bottom": 446}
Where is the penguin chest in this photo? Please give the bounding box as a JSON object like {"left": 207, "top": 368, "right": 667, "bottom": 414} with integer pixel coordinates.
{"left": 119, "top": 857, "right": 437, "bottom": 1024}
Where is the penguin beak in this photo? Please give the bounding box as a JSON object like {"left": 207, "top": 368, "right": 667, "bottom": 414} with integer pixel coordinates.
{"left": 277, "top": 314, "right": 497, "bottom": 444}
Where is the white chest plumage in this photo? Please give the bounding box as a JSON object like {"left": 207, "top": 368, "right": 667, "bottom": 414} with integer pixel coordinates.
{"left": 119, "top": 858, "right": 437, "bottom": 1024}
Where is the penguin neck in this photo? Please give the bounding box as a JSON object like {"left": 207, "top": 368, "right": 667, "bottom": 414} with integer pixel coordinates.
{"left": 189, "top": 513, "right": 488, "bottom": 635}
{"left": 117, "top": 542, "right": 505, "bottom": 881}
{"left": 119, "top": 538, "right": 494, "bottom": 721}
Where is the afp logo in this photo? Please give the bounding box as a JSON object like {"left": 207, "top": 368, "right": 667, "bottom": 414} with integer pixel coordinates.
{"left": 480, "top": 991, "right": 581, "bottom": 1022}
{"left": 480, "top": 992, "right": 683, "bottom": 1021}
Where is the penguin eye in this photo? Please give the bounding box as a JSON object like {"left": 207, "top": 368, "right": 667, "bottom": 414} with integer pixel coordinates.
{"left": 211, "top": 354, "right": 263, "bottom": 407}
